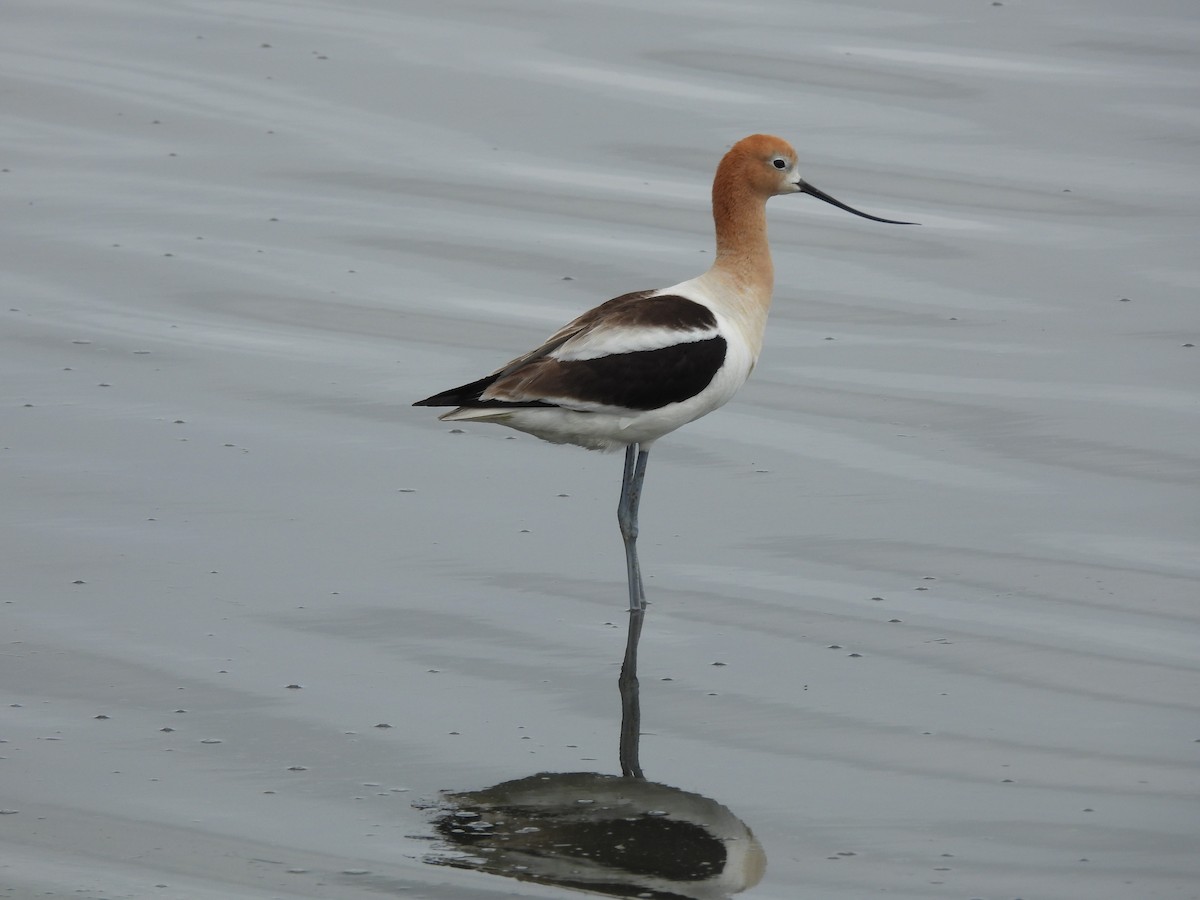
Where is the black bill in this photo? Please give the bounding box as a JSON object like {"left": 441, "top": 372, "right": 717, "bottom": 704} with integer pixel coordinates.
{"left": 798, "top": 179, "right": 917, "bottom": 225}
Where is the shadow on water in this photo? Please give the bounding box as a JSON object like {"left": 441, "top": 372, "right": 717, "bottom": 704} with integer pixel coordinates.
{"left": 420, "top": 609, "right": 766, "bottom": 899}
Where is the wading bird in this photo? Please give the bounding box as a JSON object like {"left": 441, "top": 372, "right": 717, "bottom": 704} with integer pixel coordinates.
{"left": 415, "top": 135, "right": 914, "bottom": 771}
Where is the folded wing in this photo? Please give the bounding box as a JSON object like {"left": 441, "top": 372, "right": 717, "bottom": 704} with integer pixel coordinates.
{"left": 414, "top": 292, "right": 728, "bottom": 415}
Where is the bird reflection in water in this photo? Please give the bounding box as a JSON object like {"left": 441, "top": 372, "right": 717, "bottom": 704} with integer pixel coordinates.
{"left": 422, "top": 628, "right": 765, "bottom": 899}
{"left": 423, "top": 772, "right": 765, "bottom": 899}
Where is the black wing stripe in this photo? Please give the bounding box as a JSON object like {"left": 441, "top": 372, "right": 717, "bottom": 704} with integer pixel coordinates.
{"left": 505, "top": 335, "right": 728, "bottom": 412}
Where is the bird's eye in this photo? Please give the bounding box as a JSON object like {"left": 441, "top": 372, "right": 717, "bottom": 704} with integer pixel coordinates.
{"left": 772, "top": 158, "right": 787, "bottom": 169}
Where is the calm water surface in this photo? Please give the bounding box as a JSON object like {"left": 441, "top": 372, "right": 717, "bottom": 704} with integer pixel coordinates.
{"left": 2, "top": 1, "right": 1198, "bottom": 897}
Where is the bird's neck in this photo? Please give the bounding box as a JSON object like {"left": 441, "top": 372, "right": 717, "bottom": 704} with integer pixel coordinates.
{"left": 708, "top": 180, "right": 775, "bottom": 349}
{"left": 711, "top": 179, "right": 774, "bottom": 291}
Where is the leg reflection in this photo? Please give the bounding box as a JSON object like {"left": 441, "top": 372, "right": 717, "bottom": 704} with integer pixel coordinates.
{"left": 618, "top": 605, "right": 645, "bottom": 779}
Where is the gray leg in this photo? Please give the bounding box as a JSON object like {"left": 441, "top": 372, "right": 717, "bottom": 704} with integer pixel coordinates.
{"left": 617, "top": 443, "right": 650, "bottom": 612}
{"left": 617, "top": 443, "right": 650, "bottom": 779}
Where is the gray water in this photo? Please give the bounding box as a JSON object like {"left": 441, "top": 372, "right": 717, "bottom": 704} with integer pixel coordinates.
{"left": 2, "top": 1, "right": 1198, "bottom": 898}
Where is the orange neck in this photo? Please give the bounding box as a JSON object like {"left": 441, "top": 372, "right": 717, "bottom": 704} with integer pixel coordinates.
{"left": 711, "top": 174, "right": 774, "bottom": 295}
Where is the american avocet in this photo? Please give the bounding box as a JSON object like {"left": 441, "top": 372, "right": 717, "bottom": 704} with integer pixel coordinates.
{"left": 415, "top": 134, "right": 913, "bottom": 697}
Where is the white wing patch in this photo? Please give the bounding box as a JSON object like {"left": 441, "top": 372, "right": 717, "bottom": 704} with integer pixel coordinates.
{"left": 552, "top": 324, "right": 721, "bottom": 362}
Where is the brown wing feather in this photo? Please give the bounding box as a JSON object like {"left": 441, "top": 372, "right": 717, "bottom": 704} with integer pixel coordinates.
{"left": 414, "top": 291, "right": 721, "bottom": 411}
{"left": 489, "top": 290, "right": 656, "bottom": 377}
